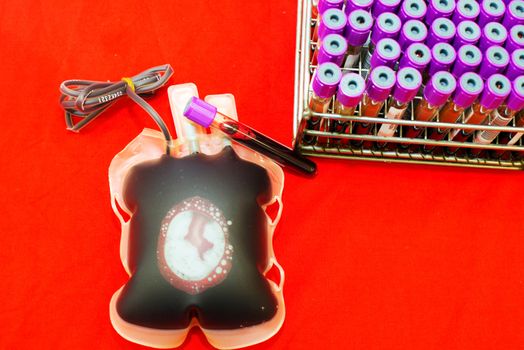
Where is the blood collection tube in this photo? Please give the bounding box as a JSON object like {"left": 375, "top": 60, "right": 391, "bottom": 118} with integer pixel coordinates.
{"left": 372, "top": 0, "right": 401, "bottom": 18}
{"left": 473, "top": 76, "right": 524, "bottom": 147}
{"left": 399, "top": 43, "right": 432, "bottom": 74}
{"left": 398, "top": 20, "right": 428, "bottom": 51}
{"left": 426, "top": 18, "right": 456, "bottom": 48}
{"left": 453, "top": 0, "right": 480, "bottom": 23}
{"left": 312, "top": 8, "right": 347, "bottom": 64}
{"left": 479, "top": 0, "right": 507, "bottom": 27}
{"left": 506, "top": 48, "right": 524, "bottom": 79}
{"left": 377, "top": 67, "right": 422, "bottom": 138}
{"left": 403, "top": 71, "right": 457, "bottom": 141}
{"left": 451, "top": 45, "right": 482, "bottom": 78}
{"left": 479, "top": 22, "right": 508, "bottom": 51}
{"left": 479, "top": 46, "right": 510, "bottom": 80}
{"left": 427, "top": 43, "right": 457, "bottom": 76}
{"left": 503, "top": 1, "right": 524, "bottom": 29}
{"left": 369, "top": 38, "right": 401, "bottom": 70}
{"left": 313, "top": 0, "right": 345, "bottom": 41}
{"left": 184, "top": 97, "right": 317, "bottom": 175}
{"left": 343, "top": 10, "right": 373, "bottom": 68}
{"left": 448, "top": 74, "right": 511, "bottom": 152}
{"left": 317, "top": 34, "right": 348, "bottom": 66}
{"left": 399, "top": 0, "right": 427, "bottom": 22}
{"left": 506, "top": 24, "right": 524, "bottom": 52}
{"left": 425, "top": 72, "right": 483, "bottom": 150}
{"left": 369, "top": 12, "right": 401, "bottom": 54}
{"left": 426, "top": 0, "right": 456, "bottom": 25}
{"left": 452, "top": 20, "right": 481, "bottom": 49}
{"left": 332, "top": 73, "right": 366, "bottom": 136}
{"left": 491, "top": 110, "right": 524, "bottom": 159}
{"left": 345, "top": 0, "right": 374, "bottom": 14}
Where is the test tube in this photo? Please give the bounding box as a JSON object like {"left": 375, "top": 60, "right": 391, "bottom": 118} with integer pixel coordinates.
{"left": 318, "top": 34, "right": 349, "bottom": 66}
{"left": 313, "top": 8, "right": 347, "bottom": 64}
{"left": 506, "top": 24, "right": 524, "bottom": 52}
{"left": 506, "top": 48, "right": 524, "bottom": 79}
{"left": 448, "top": 74, "right": 511, "bottom": 152}
{"left": 427, "top": 43, "right": 457, "bottom": 76}
{"left": 479, "top": 22, "right": 508, "bottom": 52}
{"left": 503, "top": 1, "right": 524, "bottom": 29}
{"left": 369, "top": 38, "right": 402, "bottom": 70}
{"left": 399, "top": 43, "right": 432, "bottom": 74}
{"left": 398, "top": 20, "right": 428, "bottom": 51}
{"left": 453, "top": 0, "right": 480, "bottom": 23}
{"left": 399, "top": 0, "right": 427, "bottom": 22}
{"left": 451, "top": 45, "right": 483, "bottom": 78}
{"left": 491, "top": 110, "right": 524, "bottom": 159}
{"left": 425, "top": 72, "right": 483, "bottom": 150}
{"left": 313, "top": 0, "right": 345, "bottom": 41}
{"left": 452, "top": 20, "right": 481, "bottom": 49}
{"left": 479, "top": 0, "right": 507, "bottom": 27}
{"left": 479, "top": 46, "right": 510, "bottom": 80}
{"left": 343, "top": 10, "right": 373, "bottom": 68}
{"left": 332, "top": 73, "right": 366, "bottom": 136}
{"left": 426, "top": 0, "right": 456, "bottom": 25}
{"left": 372, "top": 0, "right": 401, "bottom": 18}
{"left": 377, "top": 67, "right": 422, "bottom": 138}
{"left": 472, "top": 76, "right": 524, "bottom": 149}
{"left": 369, "top": 12, "right": 402, "bottom": 54}
{"left": 426, "top": 18, "right": 456, "bottom": 48}
{"left": 345, "top": 0, "right": 375, "bottom": 14}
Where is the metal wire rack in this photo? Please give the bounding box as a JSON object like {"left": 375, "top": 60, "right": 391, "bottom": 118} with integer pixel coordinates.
{"left": 293, "top": 0, "right": 524, "bottom": 170}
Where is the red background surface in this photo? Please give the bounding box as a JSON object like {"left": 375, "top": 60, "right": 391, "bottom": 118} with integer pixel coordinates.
{"left": 1, "top": 1, "right": 524, "bottom": 349}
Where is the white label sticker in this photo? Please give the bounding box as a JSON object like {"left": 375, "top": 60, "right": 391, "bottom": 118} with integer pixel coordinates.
{"left": 508, "top": 132, "right": 524, "bottom": 145}
{"left": 344, "top": 54, "right": 359, "bottom": 69}
{"left": 474, "top": 109, "right": 511, "bottom": 144}
{"left": 378, "top": 106, "right": 405, "bottom": 137}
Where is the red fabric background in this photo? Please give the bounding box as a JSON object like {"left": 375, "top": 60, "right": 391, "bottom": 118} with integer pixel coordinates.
{"left": 1, "top": 1, "right": 523, "bottom": 349}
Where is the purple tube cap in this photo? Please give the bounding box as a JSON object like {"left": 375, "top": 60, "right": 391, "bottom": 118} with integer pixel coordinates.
{"left": 312, "top": 62, "right": 343, "bottom": 98}
{"left": 486, "top": 46, "right": 510, "bottom": 68}
{"left": 504, "top": 1, "right": 524, "bottom": 28}
{"left": 346, "top": 0, "right": 374, "bottom": 13}
{"left": 507, "top": 76, "right": 524, "bottom": 110}
{"left": 508, "top": 48, "right": 524, "bottom": 79}
{"left": 400, "top": 0, "right": 427, "bottom": 21}
{"left": 454, "top": 0, "right": 480, "bottom": 23}
{"left": 318, "top": 0, "right": 345, "bottom": 14}
{"left": 337, "top": 73, "right": 366, "bottom": 107}
{"left": 508, "top": 25, "right": 524, "bottom": 51}
{"left": 430, "top": 18, "right": 456, "bottom": 42}
{"left": 366, "top": 66, "right": 396, "bottom": 101}
{"left": 424, "top": 71, "right": 457, "bottom": 106}
{"left": 453, "top": 72, "right": 484, "bottom": 108}
{"left": 481, "top": 0, "right": 506, "bottom": 17}
{"left": 458, "top": 45, "right": 483, "bottom": 67}
{"left": 318, "top": 34, "right": 348, "bottom": 64}
{"left": 371, "top": 12, "right": 401, "bottom": 44}
{"left": 403, "top": 43, "right": 432, "bottom": 70}
{"left": 430, "top": 0, "right": 456, "bottom": 15}
{"left": 371, "top": 38, "right": 401, "bottom": 68}
{"left": 319, "top": 8, "right": 347, "bottom": 38}
{"left": 402, "top": 20, "right": 428, "bottom": 43}
{"left": 372, "top": 0, "right": 402, "bottom": 17}
{"left": 432, "top": 42, "right": 457, "bottom": 65}
{"left": 346, "top": 10, "right": 373, "bottom": 46}
{"left": 184, "top": 96, "right": 217, "bottom": 128}
{"left": 482, "top": 22, "right": 508, "bottom": 47}
{"left": 481, "top": 74, "right": 512, "bottom": 109}
{"left": 456, "top": 20, "right": 481, "bottom": 44}
{"left": 393, "top": 67, "right": 422, "bottom": 103}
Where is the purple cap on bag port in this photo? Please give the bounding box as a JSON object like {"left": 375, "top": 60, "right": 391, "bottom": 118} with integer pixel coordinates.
{"left": 372, "top": 0, "right": 401, "bottom": 18}
{"left": 426, "top": 18, "right": 456, "bottom": 48}
{"left": 366, "top": 66, "right": 396, "bottom": 101}
{"left": 453, "top": 0, "right": 480, "bottom": 24}
{"left": 337, "top": 73, "right": 366, "bottom": 107}
{"left": 184, "top": 97, "right": 218, "bottom": 128}
{"left": 503, "top": 1, "right": 524, "bottom": 29}
{"left": 318, "top": 34, "right": 348, "bottom": 65}
{"left": 479, "top": 0, "right": 506, "bottom": 27}
{"left": 345, "top": 0, "right": 374, "bottom": 14}
{"left": 318, "top": 0, "right": 345, "bottom": 15}
{"left": 426, "top": 0, "right": 456, "bottom": 24}
{"left": 507, "top": 76, "right": 524, "bottom": 110}
{"left": 399, "top": 43, "right": 432, "bottom": 73}
{"left": 506, "top": 48, "right": 524, "bottom": 79}
{"left": 398, "top": 20, "right": 428, "bottom": 50}
{"left": 370, "top": 38, "right": 401, "bottom": 69}
{"left": 506, "top": 24, "right": 524, "bottom": 52}
{"left": 428, "top": 43, "right": 457, "bottom": 75}
{"left": 453, "top": 21, "right": 481, "bottom": 49}
{"left": 479, "top": 23, "right": 508, "bottom": 51}
{"left": 312, "top": 62, "right": 343, "bottom": 98}
{"left": 424, "top": 71, "right": 457, "bottom": 106}
{"left": 318, "top": 8, "right": 347, "bottom": 39}
{"left": 452, "top": 45, "right": 483, "bottom": 77}
{"left": 371, "top": 12, "right": 401, "bottom": 46}
{"left": 392, "top": 67, "right": 422, "bottom": 103}
{"left": 399, "top": 0, "right": 427, "bottom": 22}
{"left": 479, "top": 46, "right": 510, "bottom": 79}
{"left": 480, "top": 74, "right": 511, "bottom": 109}
{"left": 345, "top": 10, "right": 373, "bottom": 46}
{"left": 452, "top": 72, "right": 484, "bottom": 108}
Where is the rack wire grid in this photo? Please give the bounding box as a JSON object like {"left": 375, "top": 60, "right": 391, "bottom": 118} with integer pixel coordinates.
{"left": 293, "top": 0, "right": 524, "bottom": 170}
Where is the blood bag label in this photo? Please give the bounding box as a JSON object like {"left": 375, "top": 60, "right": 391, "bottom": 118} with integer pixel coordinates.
{"left": 157, "top": 196, "right": 233, "bottom": 295}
